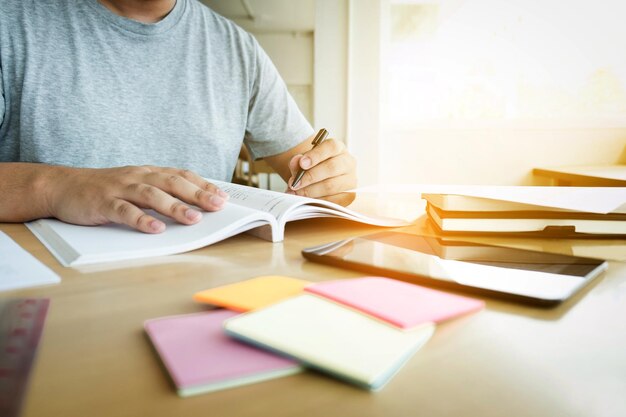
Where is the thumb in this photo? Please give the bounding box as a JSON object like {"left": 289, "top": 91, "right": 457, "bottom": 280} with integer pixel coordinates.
{"left": 286, "top": 154, "right": 303, "bottom": 191}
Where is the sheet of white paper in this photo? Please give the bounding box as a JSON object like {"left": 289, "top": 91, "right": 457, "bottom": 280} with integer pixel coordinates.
{"left": 0, "top": 232, "right": 60, "bottom": 291}
{"left": 354, "top": 185, "right": 626, "bottom": 214}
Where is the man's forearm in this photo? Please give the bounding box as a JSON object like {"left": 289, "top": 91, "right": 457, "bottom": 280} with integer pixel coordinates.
{"left": 0, "top": 162, "right": 56, "bottom": 222}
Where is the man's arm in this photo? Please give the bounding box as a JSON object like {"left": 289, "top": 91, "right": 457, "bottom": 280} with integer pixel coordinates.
{"left": 0, "top": 163, "right": 229, "bottom": 233}
{"left": 263, "top": 135, "right": 357, "bottom": 205}
{"left": 0, "top": 163, "right": 51, "bottom": 222}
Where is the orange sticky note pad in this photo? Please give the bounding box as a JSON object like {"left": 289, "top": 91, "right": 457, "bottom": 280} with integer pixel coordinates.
{"left": 193, "top": 275, "right": 310, "bottom": 312}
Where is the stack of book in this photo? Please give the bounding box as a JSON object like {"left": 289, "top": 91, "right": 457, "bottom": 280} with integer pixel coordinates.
{"left": 422, "top": 187, "right": 626, "bottom": 238}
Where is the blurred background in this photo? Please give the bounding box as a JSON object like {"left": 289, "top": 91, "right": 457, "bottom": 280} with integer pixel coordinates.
{"left": 202, "top": 0, "right": 626, "bottom": 188}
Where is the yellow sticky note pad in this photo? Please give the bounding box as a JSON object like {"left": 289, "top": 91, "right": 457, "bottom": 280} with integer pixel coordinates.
{"left": 193, "top": 275, "right": 311, "bottom": 312}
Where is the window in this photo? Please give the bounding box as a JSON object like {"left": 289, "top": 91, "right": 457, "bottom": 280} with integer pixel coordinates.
{"left": 385, "top": 0, "right": 626, "bottom": 128}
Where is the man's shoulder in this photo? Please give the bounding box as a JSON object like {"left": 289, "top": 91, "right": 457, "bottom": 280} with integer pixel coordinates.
{"left": 188, "top": 0, "right": 257, "bottom": 49}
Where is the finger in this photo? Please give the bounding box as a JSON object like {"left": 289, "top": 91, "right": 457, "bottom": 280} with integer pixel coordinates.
{"left": 292, "top": 152, "right": 356, "bottom": 190}
{"left": 122, "top": 183, "right": 204, "bottom": 225}
{"left": 287, "top": 155, "right": 304, "bottom": 189}
{"left": 293, "top": 174, "right": 357, "bottom": 199}
{"left": 145, "top": 171, "right": 227, "bottom": 212}
{"left": 158, "top": 168, "right": 230, "bottom": 200}
{"left": 161, "top": 168, "right": 230, "bottom": 198}
{"left": 299, "top": 139, "right": 345, "bottom": 170}
{"left": 288, "top": 154, "right": 303, "bottom": 177}
{"left": 104, "top": 198, "right": 166, "bottom": 234}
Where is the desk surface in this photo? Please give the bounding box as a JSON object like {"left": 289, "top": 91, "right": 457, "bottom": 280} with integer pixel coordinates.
{"left": 533, "top": 164, "right": 626, "bottom": 186}
{"left": 2, "top": 219, "right": 625, "bottom": 417}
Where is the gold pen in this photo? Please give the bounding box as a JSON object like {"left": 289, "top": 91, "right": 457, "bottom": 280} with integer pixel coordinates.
{"left": 291, "top": 128, "right": 328, "bottom": 188}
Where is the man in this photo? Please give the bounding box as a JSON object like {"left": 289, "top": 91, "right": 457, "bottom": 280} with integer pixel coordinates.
{"left": 0, "top": 0, "right": 356, "bottom": 233}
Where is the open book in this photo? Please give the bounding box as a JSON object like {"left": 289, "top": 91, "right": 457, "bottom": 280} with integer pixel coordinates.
{"left": 26, "top": 180, "right": 408, "bottom": 267}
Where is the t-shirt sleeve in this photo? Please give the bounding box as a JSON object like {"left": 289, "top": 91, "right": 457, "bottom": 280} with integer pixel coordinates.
{"left": 243, "top": 38, "right": 314, "bottom": 160}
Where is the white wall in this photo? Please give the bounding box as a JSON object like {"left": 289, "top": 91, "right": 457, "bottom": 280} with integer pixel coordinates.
{"left": 314, "top": 0, "right": 348, "bottom": 142}
{"left": 380, "top": 128, "right": 626, "bottom": 185}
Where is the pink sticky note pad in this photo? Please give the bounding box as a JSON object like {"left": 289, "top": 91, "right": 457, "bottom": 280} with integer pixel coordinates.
{"left": 305, "top": 277, "right": 484, "bottom": 329}
{"left": 144, "top": 310, "right": 300, "bottom": 396}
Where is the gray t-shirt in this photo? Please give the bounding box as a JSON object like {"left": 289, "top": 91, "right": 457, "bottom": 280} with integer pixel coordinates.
{"left": 0, "top": 0, "right": 313, "bottom": 181}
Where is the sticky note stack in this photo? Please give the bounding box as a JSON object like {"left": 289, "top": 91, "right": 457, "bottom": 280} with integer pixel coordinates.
{"left": 218, "top": 276, "right": 484, "bottom": 391}
{"left": 144, "top": 310, "right": 302, "bottom": 397}
{"left": 146, "top": 275, "right": 484, "bottom": 395}
{"left": 224, "top": 294, "right": 435, "bottom": 391}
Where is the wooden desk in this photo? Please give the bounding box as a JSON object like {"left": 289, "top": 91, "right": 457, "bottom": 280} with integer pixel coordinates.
{"left": 2, "top": 220, "right": 625, "bottom": 417}
{"left": 533, "top": 164, "right": 626, "bottom": 186}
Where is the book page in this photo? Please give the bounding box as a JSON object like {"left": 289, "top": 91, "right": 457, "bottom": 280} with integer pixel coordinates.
{"left": 213, "top": 180, "right": 305, "bottom": 219}
{"left": 27, "top": 203, "right": 276, "bottom": 266}
{"left": 213, "top": 180, "right": 410, "bottom": 227}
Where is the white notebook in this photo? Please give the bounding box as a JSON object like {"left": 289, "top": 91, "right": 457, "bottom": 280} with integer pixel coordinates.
{"left": 426, "top": 204, "right": 626, "bottom": 236}
{"left": 224, "top": 294, "right": 435, "bottom": 391}
{"left": 0, "top": 232, "right": 60, "bottom": 291}
{"left": 26, "top": 180, "right": 407, "bottom": 267}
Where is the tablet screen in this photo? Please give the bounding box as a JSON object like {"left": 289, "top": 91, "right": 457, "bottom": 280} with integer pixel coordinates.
{"left": 302, "top": 231, "right": 607, "bottom": 305}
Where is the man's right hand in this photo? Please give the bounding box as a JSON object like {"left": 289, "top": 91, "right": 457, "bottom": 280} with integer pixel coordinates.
{"left": 0, "top": 164, "right": 229, "bottom": 234}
